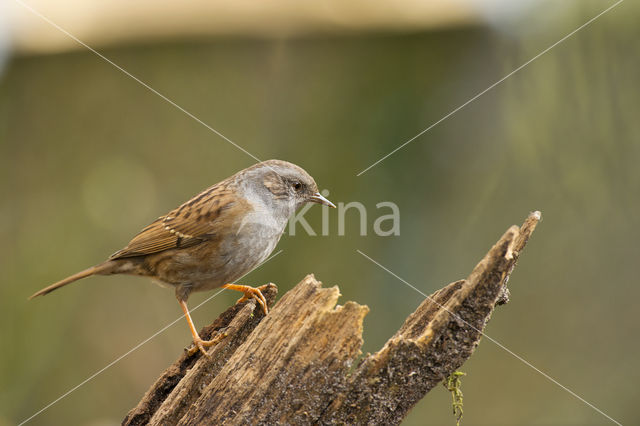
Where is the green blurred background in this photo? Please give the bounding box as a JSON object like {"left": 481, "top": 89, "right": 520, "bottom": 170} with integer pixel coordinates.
{"left": 1, "top": 0, "right": 639, "bottom": 424}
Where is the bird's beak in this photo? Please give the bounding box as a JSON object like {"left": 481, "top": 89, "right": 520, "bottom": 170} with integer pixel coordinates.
{"left": 308, "top": 192, "right": 336, "bottom": 208}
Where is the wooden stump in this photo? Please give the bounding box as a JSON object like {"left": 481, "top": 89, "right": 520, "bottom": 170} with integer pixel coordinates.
{"left": 124, "top": 212, "right": 541, "bottom": 425}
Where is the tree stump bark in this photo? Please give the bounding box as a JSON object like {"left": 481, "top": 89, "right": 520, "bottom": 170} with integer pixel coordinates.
{"left": 123, "top": 211, "right": 541, "bottom": 425}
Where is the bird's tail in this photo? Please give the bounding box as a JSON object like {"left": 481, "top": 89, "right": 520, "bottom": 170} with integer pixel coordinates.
{"left": 28, "top": 261, "right": 119, "bottom": 299}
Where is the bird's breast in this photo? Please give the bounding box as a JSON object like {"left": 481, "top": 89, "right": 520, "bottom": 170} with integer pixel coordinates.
{"left": 222, "top": 209, "right": 285, "bottom": 270}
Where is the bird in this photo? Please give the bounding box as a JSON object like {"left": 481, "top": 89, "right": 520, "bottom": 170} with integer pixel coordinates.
{"left": 29, "top": 159, "right": 336, "bottom": 355}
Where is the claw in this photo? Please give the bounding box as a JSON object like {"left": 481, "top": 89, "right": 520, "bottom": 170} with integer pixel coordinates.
{"left": 187, "top": 332, "right": 227, "bottom": 357}
{"left": 223, "top": 283, "right": 270, "bottom": 315}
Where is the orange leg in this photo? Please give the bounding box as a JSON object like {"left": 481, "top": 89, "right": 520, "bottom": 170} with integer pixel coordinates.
{"left": 222, "top": 283, "right": 270, "bottom": 315}
{"left": 179, "top": 299, "right": 225, "bottom": 357}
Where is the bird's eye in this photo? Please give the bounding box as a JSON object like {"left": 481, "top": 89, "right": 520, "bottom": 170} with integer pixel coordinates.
{"left": 292, "top": 182, "right": 302, "bottom": 191}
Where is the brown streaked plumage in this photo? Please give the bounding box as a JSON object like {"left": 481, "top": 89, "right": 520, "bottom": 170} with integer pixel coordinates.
{"left": 30, "top": 159, "right": 335, "bottom": 356}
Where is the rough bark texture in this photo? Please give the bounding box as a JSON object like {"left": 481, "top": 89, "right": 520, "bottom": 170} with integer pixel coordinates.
{"left": 124, "top": 211, "right": 541, "bottom": 425}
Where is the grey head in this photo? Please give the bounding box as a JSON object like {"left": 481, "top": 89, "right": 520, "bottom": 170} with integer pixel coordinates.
{"left": 237, "top": 159, "right": 335, "bottom": 226}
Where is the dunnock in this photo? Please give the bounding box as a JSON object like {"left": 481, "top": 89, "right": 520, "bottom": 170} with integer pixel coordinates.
{"left": 30, "top": 159, "right": 335, "bottom": 355}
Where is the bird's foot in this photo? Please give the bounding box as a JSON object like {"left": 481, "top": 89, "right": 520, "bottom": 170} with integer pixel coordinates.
{"left": 222, "top": 283, "right": 270, "bottom": 315}
{"left": 187, "top": 332, "right": 227, "bottom": 357}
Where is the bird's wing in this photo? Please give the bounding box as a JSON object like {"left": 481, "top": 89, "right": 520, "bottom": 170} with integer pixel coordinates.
{"left": 109, "top": 183, "right": 241, "bottom": 259}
